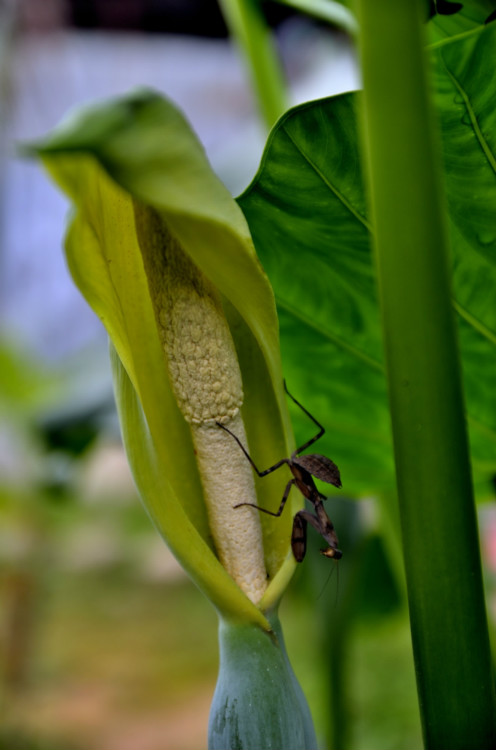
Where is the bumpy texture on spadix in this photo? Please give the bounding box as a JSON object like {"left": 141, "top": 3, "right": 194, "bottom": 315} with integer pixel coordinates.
{"left": 136, "top": 206, "right": 267, "bottom": 603}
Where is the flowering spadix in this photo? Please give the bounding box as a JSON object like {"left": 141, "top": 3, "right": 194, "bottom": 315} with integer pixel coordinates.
{"left": 28, "top": 90, "right": 298, "bottom": 627}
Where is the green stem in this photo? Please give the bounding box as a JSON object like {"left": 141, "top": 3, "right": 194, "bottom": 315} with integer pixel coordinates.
{"left": 356, "top": 2, "right": 496, "bottom": 748}
{"left": 208, "top": 613, "right": 317, "bottom": 750}
{"left": 218, "top": 0, "right": 288, "bottom": 129}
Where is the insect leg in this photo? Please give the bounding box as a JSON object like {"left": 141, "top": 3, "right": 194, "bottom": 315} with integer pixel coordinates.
{"left": 291, "top": 512, "right": 307, "bottom": 562}
{"left": 216, "top": 422, "right": 288, "bottom": 476}
{"left": 283, "top": 381, "right": 325, "bottom": 454}
{"left": 297, "top": 506, "right": 342, "bottom": 559}
{"left": 234, "top": 478, "right": 296, "bottom": 516}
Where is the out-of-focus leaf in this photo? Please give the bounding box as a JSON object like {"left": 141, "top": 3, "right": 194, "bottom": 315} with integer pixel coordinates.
{"left": 0, "top": 343, "right": 61, "bottom": 417}
{"left": 273, "top": 0, "right": 358, "bottom": 34}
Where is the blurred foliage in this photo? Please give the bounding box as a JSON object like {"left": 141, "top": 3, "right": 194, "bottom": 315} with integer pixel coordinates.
{"left": 0, "top": 730, "right": 81, "bottom": 750}
{"left": 0, "top": 343, "right": 61, "bottom": 419}
{"left": 1, "top": 546, "right": 425, "bottom": 750}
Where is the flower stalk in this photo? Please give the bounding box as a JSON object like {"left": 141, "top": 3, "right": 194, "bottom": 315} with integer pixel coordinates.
{"left": 209, "top": 613, "right": 318, "bottom": 750}
{"left": 356, "top": 1, "right": 496, "bottom": 746}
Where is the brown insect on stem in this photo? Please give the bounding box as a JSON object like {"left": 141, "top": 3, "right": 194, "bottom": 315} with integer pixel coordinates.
{"left": 216, "top": 382, "right": 343, "bottom": 563}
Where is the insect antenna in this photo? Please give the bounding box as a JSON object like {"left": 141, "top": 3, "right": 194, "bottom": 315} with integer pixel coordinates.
{"left": 316, "top": 559, "right": 340, "bottom": 602}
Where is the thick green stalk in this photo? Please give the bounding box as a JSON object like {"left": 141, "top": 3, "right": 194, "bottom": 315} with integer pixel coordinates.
{"left": 218, "top": 0, "right": 288, "bottom": 129}
{"left": 209, "top": 613, "right": 318, "bottom": 750}
{"left": 356, "top": 2, "right": 496, "bottom": 747}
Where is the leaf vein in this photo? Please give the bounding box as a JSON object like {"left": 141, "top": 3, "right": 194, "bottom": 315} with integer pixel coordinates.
{"left": 441, "top": 61, "right": 496, "bottom": 174}
{"left": 275, "top": 294, "right": 384, "bottom": 373}
{"left": 453, "top": 300, "right": 496, "bottom": 347}
{"left": 282, "top": 123, "right": 373, "bottom": 232}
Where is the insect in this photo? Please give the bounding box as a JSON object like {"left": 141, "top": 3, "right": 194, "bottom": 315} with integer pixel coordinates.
{"left": 216, "top": 382, "right": 342, "bottom": 563}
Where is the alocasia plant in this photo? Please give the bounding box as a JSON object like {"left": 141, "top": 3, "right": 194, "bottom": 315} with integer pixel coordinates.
{"left": 26, "top": 91, "right": 320, "bottom": 749}
{"left": 26, "top": 1, "right": 496, "bottom": 747}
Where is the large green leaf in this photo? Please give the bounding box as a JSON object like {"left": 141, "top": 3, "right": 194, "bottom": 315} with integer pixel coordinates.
{"left": 237, "top": 22, "right": 496, "bottom": 500}
{"left": 428, "top": 0, "right": 496, "bottom": 42}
